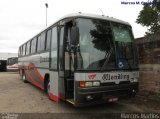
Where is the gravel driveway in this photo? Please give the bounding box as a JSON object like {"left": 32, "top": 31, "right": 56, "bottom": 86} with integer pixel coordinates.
{"left": 0, "top": 72, "right": 159, "bottom": 114}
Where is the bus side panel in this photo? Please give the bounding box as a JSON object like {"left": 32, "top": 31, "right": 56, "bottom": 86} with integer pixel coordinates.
{"left": 49, "top": 71, "right": 59, "bottom": 102}
{"left": 58, "top": 76, "right": 66, "bottom": 101}
{"left": 18, "top": 57, "right": 25, "bottom": 75}
{"left": 27, "top": 53, "right": 48, "bottom": 86}
{"left": 25, "top": 67, "right": 47, "bottom": 90}
{"left": 18, "top": 52, "right": 50, "bottom": 90}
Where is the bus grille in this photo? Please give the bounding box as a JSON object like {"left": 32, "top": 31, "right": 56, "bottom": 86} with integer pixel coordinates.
{"left": 101, "top": 81, "right": 130, "bottom": 86}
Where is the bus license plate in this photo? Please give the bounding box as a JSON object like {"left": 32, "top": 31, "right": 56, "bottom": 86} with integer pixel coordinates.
{"left": 108, "top": 97, "right": 118, "bottom": 102}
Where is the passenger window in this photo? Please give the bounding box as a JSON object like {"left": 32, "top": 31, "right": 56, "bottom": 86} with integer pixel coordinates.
{"left": 20, "top": 47, "right": 23, "bottom": 56}
{"left": 37, "top": 32, "right": 46, "bottom": 52}
{"left": 31, "top": 37, "right": 37, "bottom": 54}
{"left": 41, "top": 32, "right": 46, "bottom": 50}
{"left": 37, "top": 35, "right": 41, "bottom": 52}
{"left": 26, "top": 41, "right": 30, "bottom": 55}
{"left": 22, "top": 44, "right": 26, "bottom": 56}
{"left": 50, "top": 26, "right": 57, "bottom": 69}
{"left": 46, "top": 29, "right": 51, "bottom": 50}
{"left": 18, "top": 47, "right": 21, "bottom": 56}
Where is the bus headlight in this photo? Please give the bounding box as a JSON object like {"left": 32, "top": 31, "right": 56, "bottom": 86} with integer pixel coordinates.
{"left": 93, "top": 81, "right": 100, "bottom": 86}
{"left": 133, "top": 78, "right": 138, "bottom": 82}
{"left": 130, "top": 78, "right": 138, "bottom": 82}
{"left": 85, "top": 82, "right": 93, "bottom": 87}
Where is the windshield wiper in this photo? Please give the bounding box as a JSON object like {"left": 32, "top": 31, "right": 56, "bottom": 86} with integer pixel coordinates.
{"left": 125, "top": 58, "right": 133, "bottom": 70}
{"left": 100, "top": 47, "right": 113, "bottom": 71}
{"left": 116, "top": 41, "right": 134, "bottom": 70}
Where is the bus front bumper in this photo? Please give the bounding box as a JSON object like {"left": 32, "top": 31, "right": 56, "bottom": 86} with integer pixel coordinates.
{"left": 74, "top": 82, "right": 138, "bottom": 107}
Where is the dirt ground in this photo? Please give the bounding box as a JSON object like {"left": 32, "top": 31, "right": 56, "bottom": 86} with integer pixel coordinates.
{"left": 0, "top": 72, "right": 160, "bottom": 114}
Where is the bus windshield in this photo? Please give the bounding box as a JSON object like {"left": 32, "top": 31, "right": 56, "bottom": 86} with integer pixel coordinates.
{"left": 112, "top": 23, "right": 138, "bottom": 70}
{"left": 7, "top": 57, "right": 18, "bottom": 66}
{"left": 75, "top": 18, "right": 138, "bottom": 71}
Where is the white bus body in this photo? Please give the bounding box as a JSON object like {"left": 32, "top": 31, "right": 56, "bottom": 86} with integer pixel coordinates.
{"left": 18, "top": 13, "right": 139, "bottom": 107}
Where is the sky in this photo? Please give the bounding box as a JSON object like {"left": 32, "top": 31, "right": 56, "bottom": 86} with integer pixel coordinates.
{"left": 0, "top": 0, "right": 148, "bottom": 53}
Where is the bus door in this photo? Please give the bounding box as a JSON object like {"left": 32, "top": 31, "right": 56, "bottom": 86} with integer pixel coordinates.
{"left": 58, "top": 20, "right": 74, "bottom": 101}
{"left": 58, "top": 22, "right": 65, "bottom": 101}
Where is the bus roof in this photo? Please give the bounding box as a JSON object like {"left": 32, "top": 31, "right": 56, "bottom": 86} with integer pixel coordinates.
{"left": 20, "top": 13, "right": 131, "bottom": 47}
{"left": 59, "top": 13, "right": 130, "bottom": 26}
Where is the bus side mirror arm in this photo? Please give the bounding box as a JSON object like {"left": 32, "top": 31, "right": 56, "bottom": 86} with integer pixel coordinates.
{"left": 70, "top": 26, "right": 79, "bottom": 46}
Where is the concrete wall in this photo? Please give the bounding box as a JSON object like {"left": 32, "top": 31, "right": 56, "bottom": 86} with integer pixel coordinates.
{"left": 136, "top": 34, "right": 160, "bottom": 96}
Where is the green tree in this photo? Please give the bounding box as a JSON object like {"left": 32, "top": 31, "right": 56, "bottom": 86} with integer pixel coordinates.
{"left": 136, "top": 0, "right": 160, "bottom": 35}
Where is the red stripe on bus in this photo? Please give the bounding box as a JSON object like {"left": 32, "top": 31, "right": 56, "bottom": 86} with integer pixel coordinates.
{"left": 34, "top": 68, "right": 44, "bottom": 81}
{"left": 29, "top": 63, "right": 44, "bottom": 81}
{"left": 25, "top": 70, "right": 44, "bottom": 90}
{"left": 50, "top": 93, "right": 59, "bottom": 102}
{"left": 8, "top": 66, "right": 18, "bottom": 68}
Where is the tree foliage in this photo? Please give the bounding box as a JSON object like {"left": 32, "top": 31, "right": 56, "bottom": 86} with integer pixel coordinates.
{"left": 136, "top": 0, "right": 160, "bottom": 35}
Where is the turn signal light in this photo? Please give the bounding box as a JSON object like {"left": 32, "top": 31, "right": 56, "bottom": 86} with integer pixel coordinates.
{"left": 79, "top": 82, "right": 85, "bottom": 87}
{"left": 79, "top": 81, "right": 100, "bottom": 87}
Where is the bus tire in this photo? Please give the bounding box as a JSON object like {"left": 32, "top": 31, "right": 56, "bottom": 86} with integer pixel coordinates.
{"left": 22, "top": 70, "right": 28, "bottom": 83}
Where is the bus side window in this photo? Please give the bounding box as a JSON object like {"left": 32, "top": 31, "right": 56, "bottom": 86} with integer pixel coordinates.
{"left": 50, "top": 26, "right": 58, "bottom": 69}
{"left": 18, "top": 47, "right": 21, "bottom": 57}
{"left": 37, "top": 35, "right": 41, "bottom": 52}
{"left": 46, "top": 29, "right": 51, "bottom": 50}
{"left": 37, "top": 32, "right": 46, "bottom": 52}
{"left": 41, "top": 32, "right": 46, "bottom": 51}
{"left": 21, "top": 46, "right": 23, "bottom": 56}
{"left": 31, "top": 37, "right": 37, "bottom": 54}
{"left": 26, "top": 41, "right": 31, "bottom": 55}
{"left": 22, "top": 44, "right": 26, "bottom": 56}
{"left": 20, "top": 47, "right": 22, "bottom": 56}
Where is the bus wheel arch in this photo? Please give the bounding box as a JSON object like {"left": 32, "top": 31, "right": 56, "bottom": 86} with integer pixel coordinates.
{"left": 21, "top": 69, "right": 28, "bottom": 83}
{"left": 44, "top": 73, "right": 50, "bottom": 97}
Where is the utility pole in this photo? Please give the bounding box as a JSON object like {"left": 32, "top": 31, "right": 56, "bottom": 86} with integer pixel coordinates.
{"left": 45, "top": 3, "right": 48, "bottom": 27}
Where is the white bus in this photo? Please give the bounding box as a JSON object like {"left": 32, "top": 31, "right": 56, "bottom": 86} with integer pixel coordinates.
{"left": 7, "top": 57, "right": 18, "bottom": 72}
{"left": 18, "top": 13, "right": 139, "bottom": 107}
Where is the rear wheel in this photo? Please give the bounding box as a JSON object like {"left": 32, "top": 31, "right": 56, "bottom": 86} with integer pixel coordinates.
{"left": 21, "top": 70, "right": 28, "bottom": 83}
